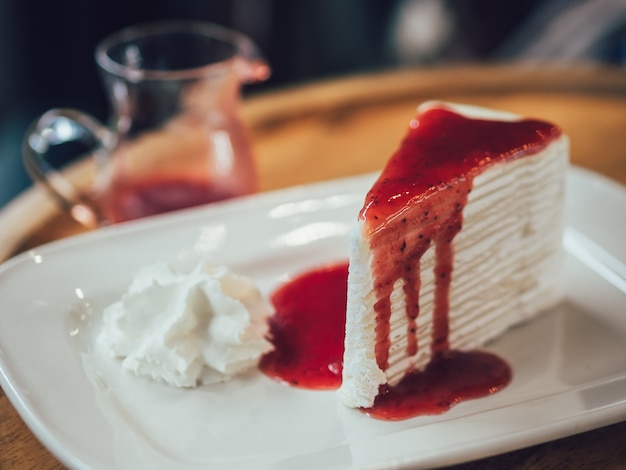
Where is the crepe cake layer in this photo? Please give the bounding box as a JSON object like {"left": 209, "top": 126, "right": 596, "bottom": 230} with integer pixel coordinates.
{"left": 339, "top": 101, "right": 569, "bottom": 409}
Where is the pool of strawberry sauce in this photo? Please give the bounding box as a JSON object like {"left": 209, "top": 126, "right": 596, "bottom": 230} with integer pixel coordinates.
{"left": 259, "top": 107, "right": 560, "bottom": 421}
{"left": 258, "top": 262, "right": 511, "bottom": 421}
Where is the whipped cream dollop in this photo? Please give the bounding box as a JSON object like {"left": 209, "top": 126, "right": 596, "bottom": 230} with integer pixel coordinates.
{"left": 97, "top": 259, "right": 274, "bottom": 387}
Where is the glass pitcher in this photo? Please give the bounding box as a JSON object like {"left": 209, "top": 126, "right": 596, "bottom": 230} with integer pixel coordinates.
{"left": 23, "top": 20, "right": 270, "bottom": 227}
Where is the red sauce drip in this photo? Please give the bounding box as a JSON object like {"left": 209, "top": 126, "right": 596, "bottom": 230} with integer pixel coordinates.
{"left": 259, "top": 263, "right": 348, "bottom": 389}
{"left": 369, "top": 183, "right": 468, "bottom": 369}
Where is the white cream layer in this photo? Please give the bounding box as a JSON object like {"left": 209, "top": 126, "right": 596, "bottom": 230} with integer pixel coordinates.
{"left": 339, "top": 102, "right": 569, "bottom": 408}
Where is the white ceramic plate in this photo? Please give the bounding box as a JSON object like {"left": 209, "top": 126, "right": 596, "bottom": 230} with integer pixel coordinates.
{"left": 1, "top": 166, "right": 625, "bottom": 470}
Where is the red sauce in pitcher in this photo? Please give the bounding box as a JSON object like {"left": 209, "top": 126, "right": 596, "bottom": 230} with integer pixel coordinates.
{"left": 101, "top": 175, "right": 242, "bottom": 223}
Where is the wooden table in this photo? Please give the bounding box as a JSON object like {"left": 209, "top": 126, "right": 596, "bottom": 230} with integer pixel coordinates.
{"left": 1, "top": 65, "right": 626, "bottom": 469}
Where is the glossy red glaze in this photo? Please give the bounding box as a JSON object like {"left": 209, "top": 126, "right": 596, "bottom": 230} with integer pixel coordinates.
{"left": 360, "top": 107, "right": 561, "bottom": 225}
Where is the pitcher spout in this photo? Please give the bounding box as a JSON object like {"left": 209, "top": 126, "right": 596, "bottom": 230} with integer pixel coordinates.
{"left": 233, "top": 52, "right": 271, "bottom": 84}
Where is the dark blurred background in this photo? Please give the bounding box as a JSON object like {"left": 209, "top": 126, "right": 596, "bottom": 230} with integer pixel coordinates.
{"left": 1, "top": 0, "right": 625, "bottom": 207}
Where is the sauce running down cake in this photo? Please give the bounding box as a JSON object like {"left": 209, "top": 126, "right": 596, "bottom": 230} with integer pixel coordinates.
{"left": 338, "top": 101, "right": 569, "bottom": 410}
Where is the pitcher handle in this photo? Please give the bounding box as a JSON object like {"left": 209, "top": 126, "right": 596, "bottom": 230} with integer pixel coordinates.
{"left": 22, "top": 109, "right": 116, "bottom": 228}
